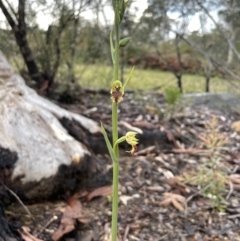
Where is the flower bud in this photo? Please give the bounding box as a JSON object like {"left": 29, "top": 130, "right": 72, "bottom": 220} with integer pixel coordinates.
{"left": 119, "top": 37, "right": 131, "bottom": 48}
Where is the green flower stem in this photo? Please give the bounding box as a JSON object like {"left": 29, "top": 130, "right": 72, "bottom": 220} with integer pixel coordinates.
{"left": 111, "top": 158, "right": 119, "bottom": 241}
{"left": 112, "top": 2, "right": 120, "bottom": 241}
{"left": 111, "top": 102, "right": 118, "bottom": 241}
{"left": 113, "top": 4, "right": 120, "bottom": 84}
{"left": 112, "top": 102, "right": 119, "bottom": 157}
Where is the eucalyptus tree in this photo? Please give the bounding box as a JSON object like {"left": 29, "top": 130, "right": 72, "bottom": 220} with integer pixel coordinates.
{"left": 139, "top": 0, "right": 240, "bottom": 91}
{"left": 136, "top": 0, "right": 194, "bottom": 91}
{"left": 0, "top": 0, "right": 44, "bottom": 86}
{"left": 218, "top": 0, "right": 240, "bottom": 66}
{"left": 0, "top": 0, "right": 92, "bottom": 90}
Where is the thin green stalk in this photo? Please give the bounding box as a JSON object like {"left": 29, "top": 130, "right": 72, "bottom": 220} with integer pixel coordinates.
{"left": 112, "top": 1, "right": 120, "bottom": 156}
{"left": 111, "top": 2, "right": 120, "bottom": 241}
{"left": 114, "top": 5, "right": 120, "bottom": 84}
{"left": 112, "top": 102, "right": 119, "bottom": 157}
{"left": 103, "top": 0, "right": 136, "bottom": 239}
{"left": 111, "top": 160, "right": 119, "bottom": 241}
{"left": 111, "top": 103, "right": 118, "bottom": 241}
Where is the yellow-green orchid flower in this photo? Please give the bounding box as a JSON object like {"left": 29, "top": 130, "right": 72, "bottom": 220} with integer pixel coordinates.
{"left": 110, "top": 80, "right": 123, "bottom": 104}
{"left": 125, "top": 131, "right": 139, "bottom": 154}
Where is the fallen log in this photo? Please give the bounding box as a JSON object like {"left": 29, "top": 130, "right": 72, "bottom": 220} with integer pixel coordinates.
{"left": 0, "top": 51, "right": 105, "bottom": 201}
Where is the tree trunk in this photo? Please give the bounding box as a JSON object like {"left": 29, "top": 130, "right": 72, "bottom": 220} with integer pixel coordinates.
{"left": 175, "top": 34, "right": 183, "bottom": 93}
{"left": 0, "top": 0, "right": 44, "bottom": 87}
{"left": 226, "top": 31, "right": 235, "bottom": 66}
{"left": 205, "top": 76, "right": 210, "bottom": 92}
{"left": 66, "top": 2, "right": 79, "bottom": 84}
{"left": 204, "top": 63, "right": 212, "bottom": 93}
{"left": 176, "top": 74, "right": 183, "bottom": 93}
{"left": 14, "top": 30, "right": 44, "bottom": 87}
{"left": 226, "top": 28, "right": 235, "bottom": 66}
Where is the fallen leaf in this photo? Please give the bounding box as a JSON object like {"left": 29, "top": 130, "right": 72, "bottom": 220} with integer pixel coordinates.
{"left": 135, "top": 145, "right": 155, "bottom": 155}
{"left": 232, "top": 184, "right": 240, "bottom": 191}
{"left": 19, "top": 227, "right": 44, "bottom": 241}
{"left": 146, "top": 186, "right": 164, "bottom": 192}
{"left": 165, "top": 129, "right": 178, "bottom": 148}
{"left": 159, "top": 197, "right": 172, "bottom": 207}
{"left": 165, "top": 177, "right": 191, "bottom": 194}
{"left": 160, "top": 192, "right": 186, "bottom": 212}
{"left": 86, "top": 185, "right": 112, "bottom": 202}
{"left": 229, "top": 175, "right": 240, "bottom": 184}
{"left": 131, "top": 121, "right": 157, "bottom": 129}
{"left": 52, "top": 196, "right": 88, "bottom": 241}
{"left": 157, "top": 167, "right": 174, "bottom": 179}
{"left": 164, "top": 192, "right": 186, "bottom": 201}
{"left": 119, "top": 121, "right": 143, "bottom": 134}
{"left": 134, "top": 114, "right": 143, "bottom": 122}
{"left": 172, "top": 198, "right": 185, "bottom": 212}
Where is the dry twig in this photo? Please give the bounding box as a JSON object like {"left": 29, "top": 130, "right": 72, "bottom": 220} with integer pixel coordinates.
{"left": 4, "top": 184, "right": 33, "bottom": 218}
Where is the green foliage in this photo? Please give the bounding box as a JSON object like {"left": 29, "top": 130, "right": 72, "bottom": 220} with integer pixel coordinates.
{"left": 184, "top": 165, "right": 228, "bottom": 211}
{"left": 124, "top": 44, "right": 149, "bottom": 61}
{"left": 163, "top": 86, "right": 186, "bottom": 121}
{"left": 164, "top": 86, "right": 182, "bottom": 105}
{"left": 78, "top": 23, "right": 109, "bottom": 63}
{"left": 182, "top": 117, "right": 230, "bottom": 211}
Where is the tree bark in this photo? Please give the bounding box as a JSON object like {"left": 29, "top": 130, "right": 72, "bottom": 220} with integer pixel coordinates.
{"left": 176, "top": 74, "right": 182, "bottom": 92}
{"left": 156, "top": 34, "right": 183, "bottom": 93}
{"left": 205, "top": 76, "right": 210, "bottom": 92}
{"left": 175, "top": 34, "right": 183, "bottom": 93}
{"left": 227, "top": 31, "right": 235, "bottom": 66}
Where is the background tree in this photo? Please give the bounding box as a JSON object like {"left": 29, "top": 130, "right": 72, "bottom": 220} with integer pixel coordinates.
{"left": 218, "top": 0, "right": 240, "bottom": 66}
{"left": 0, "top": 0, "right": 93, "bottom": 91}
{"left": 1, "top": 0, "right": 240, "bottom": 93}
{"left": 0, "top": 0, "right": 44, "bottom": 87}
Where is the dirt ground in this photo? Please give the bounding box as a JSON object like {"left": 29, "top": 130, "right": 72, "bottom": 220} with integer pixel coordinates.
{"left": 6, "top": 90, "right": 240, "bottom": 241}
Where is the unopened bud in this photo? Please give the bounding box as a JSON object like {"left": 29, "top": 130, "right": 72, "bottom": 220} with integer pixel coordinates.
{"left": 119, "top": 37, "right": 131, "bottom": 48}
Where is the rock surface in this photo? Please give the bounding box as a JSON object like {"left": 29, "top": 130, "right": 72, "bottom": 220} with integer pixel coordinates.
{"left": 184, "top": 92, "right": 240, "bottom": 114}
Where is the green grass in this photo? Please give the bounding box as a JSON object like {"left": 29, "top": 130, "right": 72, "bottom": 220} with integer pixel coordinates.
{"left": 75, "top": 64, "right": 239, "bottom": 94}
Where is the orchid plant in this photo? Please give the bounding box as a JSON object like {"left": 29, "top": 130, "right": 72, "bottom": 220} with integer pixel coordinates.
{"left": 100, "top": 1, "right": 139, "bottom": 240}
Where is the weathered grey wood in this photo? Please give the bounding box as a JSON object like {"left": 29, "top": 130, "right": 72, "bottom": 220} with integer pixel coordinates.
{"left": 0, "top": 52, "right": 101, "bottom": 200}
